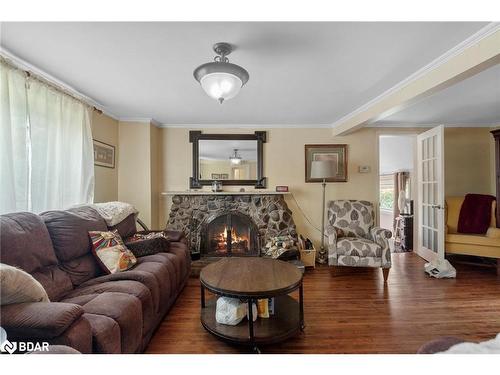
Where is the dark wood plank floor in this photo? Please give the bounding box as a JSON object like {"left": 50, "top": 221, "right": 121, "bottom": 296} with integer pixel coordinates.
{"left": 146, "top": 253, "right": 500, "bottom": 354}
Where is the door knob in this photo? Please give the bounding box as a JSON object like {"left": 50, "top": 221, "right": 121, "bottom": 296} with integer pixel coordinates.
{"left": 430, "top": 204, "right": 443, "bottom": 209}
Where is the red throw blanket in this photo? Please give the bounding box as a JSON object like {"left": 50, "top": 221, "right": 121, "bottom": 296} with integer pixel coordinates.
{"left": 457, "top": 194, "right": 496, "bottom": 234}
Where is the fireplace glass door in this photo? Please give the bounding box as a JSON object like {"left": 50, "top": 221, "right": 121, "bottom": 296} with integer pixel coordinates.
{"left": 204, "top": 213, "right": 258, "bottom": 257}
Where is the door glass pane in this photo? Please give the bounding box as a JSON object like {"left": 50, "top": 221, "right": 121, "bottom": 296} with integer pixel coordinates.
{"left": 430, "top": 136, "right": 435, "bottom": 158}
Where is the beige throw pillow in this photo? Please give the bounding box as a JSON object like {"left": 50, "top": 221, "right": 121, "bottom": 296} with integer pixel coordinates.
{"left": 0, "top": 263, "right": 50, "bottom": 305}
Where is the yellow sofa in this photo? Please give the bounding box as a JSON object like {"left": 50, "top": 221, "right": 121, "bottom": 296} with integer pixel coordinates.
{"left": 445, "top": 196, "right": 500, "bottom": 274}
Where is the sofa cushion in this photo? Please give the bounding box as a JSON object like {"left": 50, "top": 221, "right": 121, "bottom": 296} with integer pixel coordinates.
{"left": 78, "top": 270, "right": 160, "bottom": 312}
{"left": 48, "top": 316, "right": 92, "bottom": 354}
{"left": 83, "top": 313, "right": 121, "bottom": 354}
{"left": 446, "top": 233, "right": 500, "bottom": 247}
{"left": 0, "top": 212, "right": 58, "bottom": 273}
{"left": 77, "top": 292, "right": 142, "bottom": 353}
{"left": 133, "top": 262, "right": 172, "bottom": 312}
{"left": 337, "top": 237, "right": 382, "bottom": 257}
{"left": 31, "top": 265, "right": 74, "bottom": 302}
{"left": 337, "top": 255, "right": 382, "bottom": 267}
{"left": 137, "top": 254, "right": 177, "bottom": 291}
{"left": 62, "top": 280, "right": 155, "bottom": 334}
{"left": 59, "top": 254, "right": 103, "bottom": 286}
{"left": 41, "top": 206, "right": 107, "bottom": 262}
{"left": 109, "top": 213, "right": 137, "bottom": 239}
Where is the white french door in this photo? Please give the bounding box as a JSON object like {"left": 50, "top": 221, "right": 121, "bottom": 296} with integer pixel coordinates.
{"left": 416, "top": 126, "right": 445, "bottom": 262}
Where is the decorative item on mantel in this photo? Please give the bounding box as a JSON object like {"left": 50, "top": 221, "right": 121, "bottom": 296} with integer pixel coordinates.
{"left": 211, "top": 180, "right": 222, "bottom": 192}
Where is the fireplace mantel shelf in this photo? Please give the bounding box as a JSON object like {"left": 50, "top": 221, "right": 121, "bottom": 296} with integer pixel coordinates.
{"left": 161, "top": 191, "right": 290, "bottom": 196}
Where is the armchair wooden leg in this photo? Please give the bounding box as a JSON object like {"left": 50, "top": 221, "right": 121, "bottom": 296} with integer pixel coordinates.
{"left": 382, "top": 268, "right": 390, "bottom": 283}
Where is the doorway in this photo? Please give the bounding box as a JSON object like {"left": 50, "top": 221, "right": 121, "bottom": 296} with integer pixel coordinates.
{"left": 378, "top": 134, "right": 416, "bottom": 253}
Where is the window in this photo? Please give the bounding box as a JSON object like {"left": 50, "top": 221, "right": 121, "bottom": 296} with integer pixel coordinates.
{"left": 0, "top": 59, "right": 94, "bottom": 214}
{"left": 379, "top": 174, "right": 394, "bottom": 211}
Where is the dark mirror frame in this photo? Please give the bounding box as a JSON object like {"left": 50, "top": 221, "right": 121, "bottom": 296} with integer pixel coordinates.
{"left": 189, "top": 130, "right": 267, "bottom": 189}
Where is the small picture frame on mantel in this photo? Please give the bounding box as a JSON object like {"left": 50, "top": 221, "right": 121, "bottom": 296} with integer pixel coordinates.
{"left": 93, "top": 139, "right": 115, "bottom": 169}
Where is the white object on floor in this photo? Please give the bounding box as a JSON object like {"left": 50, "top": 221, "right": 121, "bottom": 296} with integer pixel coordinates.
{"left": 215, "top": 297, "right": 247, "bottom": 326}
{"left": 91, "top": 201, "right": 138, "bottom": 226}
{"left": 424, "top": 258, "right": 456, "bottom": 278}
{"left": 442, "top": 333, "right": 500, "bottom": 354}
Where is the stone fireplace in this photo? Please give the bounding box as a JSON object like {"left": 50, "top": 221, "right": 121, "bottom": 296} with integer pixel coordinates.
{"left": 164, "top": 192, "right": 297, "bottom": 257}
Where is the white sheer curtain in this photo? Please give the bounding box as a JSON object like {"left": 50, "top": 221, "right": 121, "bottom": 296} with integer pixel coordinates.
{"left": 0, "top": 60, "right": 94, "bottom": 214}
{"left": 0, "top": 62, "right": 29, "bottom": 213}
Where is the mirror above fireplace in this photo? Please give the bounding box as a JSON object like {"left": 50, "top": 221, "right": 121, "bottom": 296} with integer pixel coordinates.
{"left": 189, "top": 131, "right": 267, "bottom": 189}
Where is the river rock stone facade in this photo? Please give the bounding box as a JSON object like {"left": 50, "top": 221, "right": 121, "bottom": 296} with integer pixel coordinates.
{"left": 166, "top": 194, "right": 297, "bottom": 255}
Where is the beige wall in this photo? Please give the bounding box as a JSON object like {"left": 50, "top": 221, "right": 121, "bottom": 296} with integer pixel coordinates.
{"left": 159, "top": 126, "right": 496, "bottom": 248}
{"left": 117, "top": 121, "right": 153, "bottom": 227}
{"left": 89, "top": 118, "right": 494, "bottom": 245}
{"left": 160, "top": 127, "right": 381, "bottom": 247}
{"left": 444, "top": 127, "right": 495, "bottom": 197}
{"left": 150, "top": 124, "right": 161, "bottom": 229}
{"left": 91, "top": 112, "right": 119, "bottom": 203}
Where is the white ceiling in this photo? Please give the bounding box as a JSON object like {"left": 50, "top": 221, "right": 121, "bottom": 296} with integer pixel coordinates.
{"left": 376, "top": 63, "right": 500, "bottom": 126}
{"left": 0, "top": 22, "right": 488, "bottom": 126}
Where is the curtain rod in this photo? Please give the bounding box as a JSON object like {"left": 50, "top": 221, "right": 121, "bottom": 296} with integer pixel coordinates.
{"left": 0, "top": 54, "right": 102, "bottom": 114}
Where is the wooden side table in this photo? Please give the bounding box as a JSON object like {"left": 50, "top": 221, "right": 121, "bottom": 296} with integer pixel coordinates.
{"left": 200, "top": 257, "right": 304, "bottom": 352}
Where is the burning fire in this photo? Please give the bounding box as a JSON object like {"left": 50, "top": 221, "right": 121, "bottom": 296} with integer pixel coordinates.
{"left": 215, "top": 225, "right": 248, "bottom": 251}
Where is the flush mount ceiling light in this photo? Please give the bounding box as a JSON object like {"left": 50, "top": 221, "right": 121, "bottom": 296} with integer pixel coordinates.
{"left": 193, "top": 42, "right": 249, "bottom": 104}
{"left": 229, "top": 149, "right": 242, "bottom": 164}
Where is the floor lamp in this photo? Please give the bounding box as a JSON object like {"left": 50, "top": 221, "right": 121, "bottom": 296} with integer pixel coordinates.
{"left": 310, "top": 160, "right": 337, "bottom": 264}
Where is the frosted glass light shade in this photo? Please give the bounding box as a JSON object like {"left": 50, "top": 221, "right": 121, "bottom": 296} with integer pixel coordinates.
{"left": 200, "top": 73, "right": 243, "bottom": 103}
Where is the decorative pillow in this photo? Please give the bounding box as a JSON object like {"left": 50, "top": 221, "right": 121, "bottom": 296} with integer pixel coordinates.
{"left": 124, "top": 231, "right": 170, "bottom": 257}
{"left": 89, "top": 230, "right": 137, "bottom": 274}
{"left": 0, "top": 263, "right": 50, "bottom": 305}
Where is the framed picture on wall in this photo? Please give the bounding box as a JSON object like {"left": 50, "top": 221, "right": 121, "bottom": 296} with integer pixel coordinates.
{"left": 220, "top": 173, "right": 229, "bottom": 180}
{"left": 93, "top": 139, "right": 115, "bottom": 169}
{"left": 305, "top": 144, "right": 348, "bottom": 182}
{"left": 211, "top": 173, "right": 221, "bottom": 180}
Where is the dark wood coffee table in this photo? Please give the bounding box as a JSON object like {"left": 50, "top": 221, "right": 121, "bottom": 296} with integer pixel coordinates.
{"left": 200, "top": 257, "right": 304, "bottom": 352}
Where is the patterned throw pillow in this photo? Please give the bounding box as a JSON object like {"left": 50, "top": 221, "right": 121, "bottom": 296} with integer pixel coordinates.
{"left": 89, "top": 230, "right": 137, "bottom": 274}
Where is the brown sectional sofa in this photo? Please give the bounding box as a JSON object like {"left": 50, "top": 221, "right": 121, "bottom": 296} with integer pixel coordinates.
{"left": 0, "top": 206, "right": 190, "bottom": 353}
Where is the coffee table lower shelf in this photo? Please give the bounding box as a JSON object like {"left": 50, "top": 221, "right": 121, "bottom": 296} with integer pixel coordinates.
{"left": 201, "top": 295, "right": 301, "bottom": 346}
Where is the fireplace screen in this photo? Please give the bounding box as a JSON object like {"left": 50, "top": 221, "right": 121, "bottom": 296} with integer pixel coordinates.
{"left": 203, "top": 212, "right": 259, "bottom": 257}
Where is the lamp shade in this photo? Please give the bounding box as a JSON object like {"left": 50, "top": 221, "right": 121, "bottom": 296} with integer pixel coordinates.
{"left": 310, "top": 160, "right": 337, "bottom": 179}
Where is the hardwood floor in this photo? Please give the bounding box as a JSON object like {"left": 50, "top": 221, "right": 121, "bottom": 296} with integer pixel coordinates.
{"left": 146, "top": 253, "right": 500, "bottom": 354}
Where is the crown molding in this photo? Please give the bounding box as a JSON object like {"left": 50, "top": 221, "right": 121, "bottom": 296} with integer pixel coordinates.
{"left": 331, "top": 22, "right": 500, "bottom": 129}
{"left": 368, "top": 122, "right": 500, "bottom": 128}
{"left": 157, "top": 123, "right": 333, "bottom": 129}
{"left": 0, "top": 46, "right": 120, "bottom": 121}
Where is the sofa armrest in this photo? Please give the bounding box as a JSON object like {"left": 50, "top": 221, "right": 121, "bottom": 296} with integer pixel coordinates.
{"left": 370, "top": 226, "right": 392, "bottom": 268}
{"left": 0, "top": 302, "right": 84, "bottom": 340}
{"left": 164, "top": 230, "right": 186, "bottom": 244}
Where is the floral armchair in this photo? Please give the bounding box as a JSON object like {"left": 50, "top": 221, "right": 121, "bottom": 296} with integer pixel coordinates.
{"left": 325, "top": 200, "right": 392, "bottom": 282}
